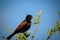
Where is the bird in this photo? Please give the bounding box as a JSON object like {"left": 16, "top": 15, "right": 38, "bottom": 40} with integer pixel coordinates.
{"left": 6, "top": 15, "right": 33, "bottom": 40}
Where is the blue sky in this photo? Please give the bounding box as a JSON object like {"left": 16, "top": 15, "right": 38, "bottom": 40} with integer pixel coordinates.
{"left": 0, "top": 0, "right": 60, "bottom": 40}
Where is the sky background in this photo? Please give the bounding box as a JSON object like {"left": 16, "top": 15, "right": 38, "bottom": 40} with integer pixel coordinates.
{"left": 0, "top": 0, "right": 60, "bottom": 40}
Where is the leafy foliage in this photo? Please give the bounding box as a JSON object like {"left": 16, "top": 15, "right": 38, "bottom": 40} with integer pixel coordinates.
{"left": 47, "top": 11, "right": 60, "bottom": 40}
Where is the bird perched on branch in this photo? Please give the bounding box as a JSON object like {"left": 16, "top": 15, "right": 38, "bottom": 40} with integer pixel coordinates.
{"left": 6, "top": 15, "right": 33, "bottom": 40}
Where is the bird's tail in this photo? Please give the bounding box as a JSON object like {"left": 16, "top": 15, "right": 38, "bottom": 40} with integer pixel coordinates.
{"left": 6, "top": 32, "right": 16, "bottom": 40}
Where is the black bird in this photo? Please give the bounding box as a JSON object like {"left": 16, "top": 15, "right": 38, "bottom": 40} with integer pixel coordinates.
{"left": 6, "top": 15, "right": 33, "bottom": 40}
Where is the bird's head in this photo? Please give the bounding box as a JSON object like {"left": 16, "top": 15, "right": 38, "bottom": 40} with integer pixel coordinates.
{"left": 26, "top": 15, "right": 33, "bottom": 21}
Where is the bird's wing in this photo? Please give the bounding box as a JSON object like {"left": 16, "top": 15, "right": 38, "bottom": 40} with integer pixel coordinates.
{"left": 16, "top": 21, "right": 27, "bottom": 31}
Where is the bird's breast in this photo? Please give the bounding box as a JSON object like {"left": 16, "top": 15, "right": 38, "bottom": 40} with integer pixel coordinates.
{"left": 19, "top": 22, "right": 31, "bottom": 33}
